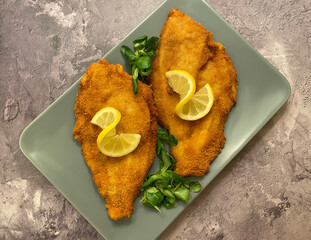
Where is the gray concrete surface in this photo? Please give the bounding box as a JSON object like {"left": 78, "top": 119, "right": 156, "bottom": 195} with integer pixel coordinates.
{"left": 0, "top": 0, "right": 310, "bottom": 239}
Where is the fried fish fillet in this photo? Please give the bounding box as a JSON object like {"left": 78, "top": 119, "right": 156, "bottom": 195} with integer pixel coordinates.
{"left": 149, "top": 9, "right": 238, "bottom": 176}
{"left": 73, "top": 59, "right": 157, "bottom": 220}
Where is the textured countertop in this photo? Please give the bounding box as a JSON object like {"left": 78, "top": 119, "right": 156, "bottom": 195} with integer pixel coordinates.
{"left": 1, "top": 0, "right": 310, "bottom": 239}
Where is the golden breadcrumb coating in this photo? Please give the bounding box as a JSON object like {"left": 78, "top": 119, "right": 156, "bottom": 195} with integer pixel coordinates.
{"left": 149, "top": 9, "right": 238, "bottom": 176}
{"left": 73, "top": 59, "right": 157, "bottom": 220}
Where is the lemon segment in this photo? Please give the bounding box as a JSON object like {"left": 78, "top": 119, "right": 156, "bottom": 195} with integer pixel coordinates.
{"left": 91, "top": 107, "right": 121, "bottom": 129}
{"left": 165, "top": 70, "right": 196, "bottom": 110}
{"left": 177, "top": 83, "right": 214, "bottom": 121}
{"left": 91, "top": 107, "right": 141, "bottom": 157}
{"left": 165, "top": 70, "right": 214, "bottom": 121}
{"left": 97, "top": 131, "right": 141, "bottom": 157}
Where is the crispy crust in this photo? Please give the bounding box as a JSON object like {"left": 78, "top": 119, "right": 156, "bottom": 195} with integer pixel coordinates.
{"left": 149, "top": 9, "right": 238, "bottom": 176}
{"left": 73, "top": 59, "right": 158, "bottom": 220}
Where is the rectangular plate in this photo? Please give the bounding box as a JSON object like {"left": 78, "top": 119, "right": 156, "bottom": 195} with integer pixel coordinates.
{"left": 19, "top": 0, "right": 291, "bottom": 239}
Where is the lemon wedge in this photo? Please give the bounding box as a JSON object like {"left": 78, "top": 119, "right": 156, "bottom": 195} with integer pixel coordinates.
{"left": 165, "top": 70, "right": 214, "bottom": 121}
{"left": 91, "top": 107, "right": 141, "bottom": 157}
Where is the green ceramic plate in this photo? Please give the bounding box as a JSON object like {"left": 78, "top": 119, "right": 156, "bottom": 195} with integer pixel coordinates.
{"left": 19, "top": 0, "right": 291, "bottom": 239}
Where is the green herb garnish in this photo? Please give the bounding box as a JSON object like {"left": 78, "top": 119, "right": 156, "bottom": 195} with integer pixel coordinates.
{"left": 121, "top": 35, "right": 159, "bottom": 94}
{"left": 140, "top": 128, "right": 201, "bottom": 211}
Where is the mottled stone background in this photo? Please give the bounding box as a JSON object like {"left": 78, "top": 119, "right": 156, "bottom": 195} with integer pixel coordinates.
{"left": 0, "top": 0, "right": 310, "bottom": 239}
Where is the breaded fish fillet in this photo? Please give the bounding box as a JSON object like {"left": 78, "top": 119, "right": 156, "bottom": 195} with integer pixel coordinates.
{"left": 73, "top": 59, "right": 157, "bottom": 220}
{"left": 149, "top": 9, "right": 238, "bottom": 176}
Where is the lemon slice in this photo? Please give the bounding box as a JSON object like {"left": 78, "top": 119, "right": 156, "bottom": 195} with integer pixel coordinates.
{"left": 165, "top": 70, "right": 214, "bottom": 121}
{"left": 91, "top": 107, "right": 141, "bottom": 157}
{"left": 165, "top": 70, "right": 196, "bottom": 111}
{"left": 97, "top": 130, "right": 141, "bottom": 157}
{"left": 91, "top": 107, "right": 121, "bottom": 129}
{"left": 177, "top": 83, "right": 214, "bottom": 121}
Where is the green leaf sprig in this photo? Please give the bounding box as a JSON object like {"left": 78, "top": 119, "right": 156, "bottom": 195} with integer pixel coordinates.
{"left": 121, "top": 35, "right": 159, "bottom": 94}
{"left": 140, "top": 129, "right": 201, "bottom": 212}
